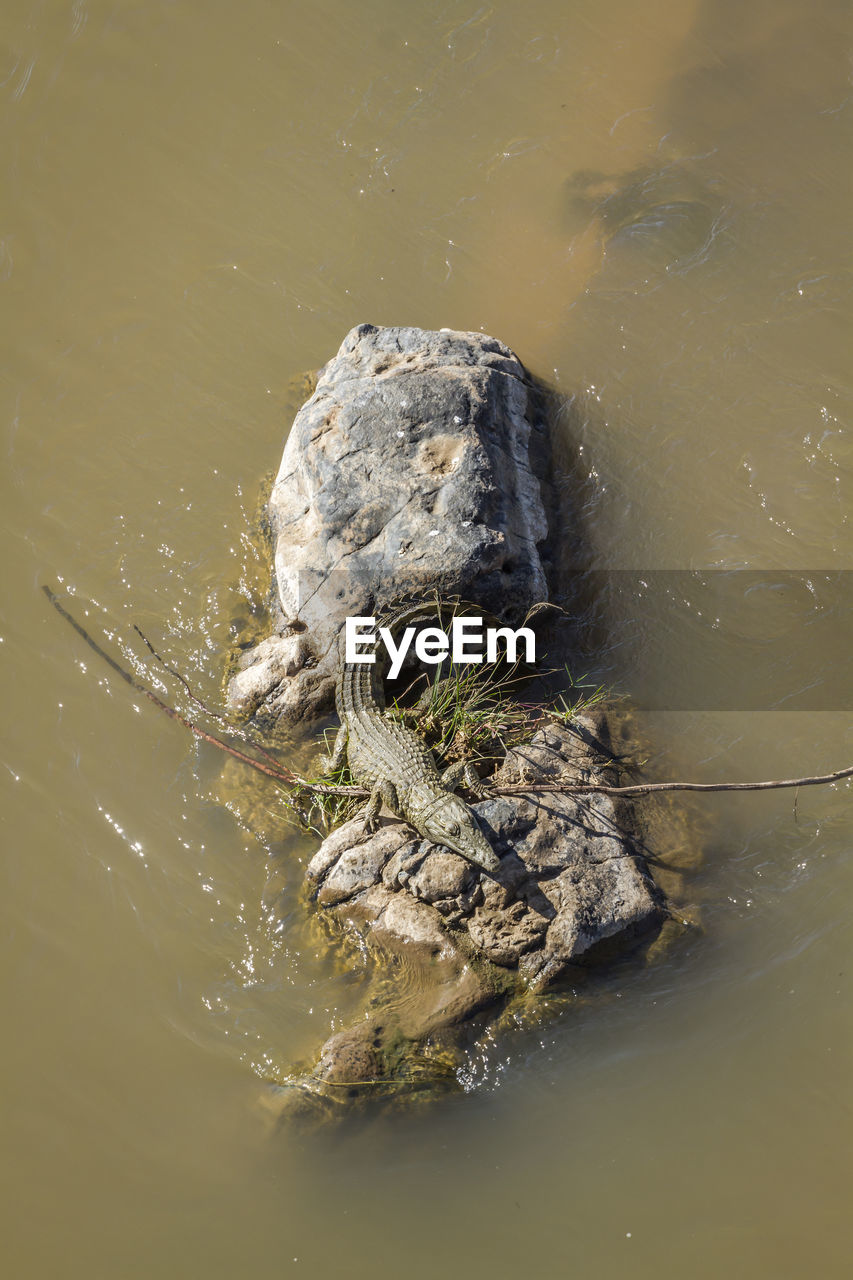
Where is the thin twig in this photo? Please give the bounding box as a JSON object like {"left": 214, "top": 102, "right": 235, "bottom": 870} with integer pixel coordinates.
{"left": 43, "top": 585, "right": 361, "bottom": 796}
{"left": 133, "top": 623, "right": 288, "bottom": 774}
{"left": 44, "top": 586, "right": 851, "bottom": 804}
{"left": 489, "top": 767, "right": 853, "bottom": 798}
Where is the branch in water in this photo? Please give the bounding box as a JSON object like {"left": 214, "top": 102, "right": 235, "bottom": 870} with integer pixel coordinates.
{"left": 489, "top": 766, "right": 853, "bottom": 798}
{"left": 43, "top": 585, "right": 851, "bottom": 803}
{"left": 44, "top": 586, "right": 303, "bottom": 789}
{"left": 132, "top": 622, "right": 291, "bottom": 776}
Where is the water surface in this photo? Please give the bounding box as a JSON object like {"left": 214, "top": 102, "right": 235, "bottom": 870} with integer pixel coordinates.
{"left": 1, "top": 1, "right": 850, "bottom": 1276}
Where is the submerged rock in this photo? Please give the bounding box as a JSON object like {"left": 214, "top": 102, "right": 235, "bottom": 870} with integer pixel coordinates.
{"left": 229, "top": 323, "right": 551, "bottom": 724}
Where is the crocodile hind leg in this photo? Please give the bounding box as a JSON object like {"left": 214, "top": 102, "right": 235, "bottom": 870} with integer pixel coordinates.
{"left": 362, "top": 779, "right": 400, "bottom": 834}
{"left": 321, "top": 722, "right": 348, "bottom": 775}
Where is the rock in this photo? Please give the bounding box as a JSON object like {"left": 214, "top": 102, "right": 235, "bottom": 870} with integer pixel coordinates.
{"left": 406, "top": 850, "right": 482, "bottom": 919}
{"left": 371, "top": 894, "right": 456, "bottom": 962}
{"left": 228, "top": 634, "right": 308, "bottom": 714}
{"left": 303, "top": 718, "right": 664, "bottom": 1085}
{"left": 317, "top": 1024, "right": 385, "bottom": 1087}
{"left": 228, "top": 323, "right": 551, "bottom": 723}
{"left": 467, "top": 896, "right": 548, "bottom": 966}
{"left": 228, "top": 323, "right": 672, "bottom": 1112}
{"left": 306, "top": 816, "right": 412, "bottom": 906}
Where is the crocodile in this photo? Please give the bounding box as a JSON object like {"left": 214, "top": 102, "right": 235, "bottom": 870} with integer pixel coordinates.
{"left": 323, "top": 605, "right": 501, "bottom": 875}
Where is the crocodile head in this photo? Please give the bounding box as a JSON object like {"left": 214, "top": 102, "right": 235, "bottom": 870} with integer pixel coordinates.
{"left": 418, "top": 792, "right": 501, "bottom": 875}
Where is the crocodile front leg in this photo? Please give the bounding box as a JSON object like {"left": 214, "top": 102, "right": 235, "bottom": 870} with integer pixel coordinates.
{"left": 362, "top": 778, "right": 400, "bottom": 833}
{"left": 441, "top": 759, "right": 486, "bottom": 798}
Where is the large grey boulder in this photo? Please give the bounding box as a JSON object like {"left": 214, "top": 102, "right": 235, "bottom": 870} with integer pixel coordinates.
{"left": 297, "top": 716, "right": 663, "bottom": 1092}
{"left": 228, "top": 323, "right": 550, "bottom": 724}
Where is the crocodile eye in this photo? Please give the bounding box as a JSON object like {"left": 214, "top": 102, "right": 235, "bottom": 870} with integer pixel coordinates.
{"left": 448, "top": 822, "right": 460, "bottom": 836}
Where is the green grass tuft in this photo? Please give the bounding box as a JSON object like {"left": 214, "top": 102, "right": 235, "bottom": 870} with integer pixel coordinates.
{"left": 295, "top": 657, "right": 615, "bottom": 837}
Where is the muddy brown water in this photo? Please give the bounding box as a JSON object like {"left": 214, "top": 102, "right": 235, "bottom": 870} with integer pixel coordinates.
{"left": 1, "top": 1, "right": 850, "bottom": 1276}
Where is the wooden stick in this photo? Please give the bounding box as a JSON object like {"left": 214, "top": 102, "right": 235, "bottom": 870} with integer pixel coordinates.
{"left": 132, "top": 622, "right": 290, "bottom": 775}
{"left": 44, "top": 585, "right": 850, "bottom": 803}
{"left": 43, "top": 586, "right": 311, "bottom": 790}
{"left": 488, "top": 766, "right": 853, "bottom": 798}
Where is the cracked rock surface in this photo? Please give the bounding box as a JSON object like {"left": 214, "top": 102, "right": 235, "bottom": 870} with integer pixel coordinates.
{"left": 301, "top": 716, "right": 664, "bottom": 1087}
{"left": 228, "top": 323, "right": 550, "bottom": 724}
